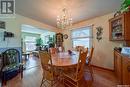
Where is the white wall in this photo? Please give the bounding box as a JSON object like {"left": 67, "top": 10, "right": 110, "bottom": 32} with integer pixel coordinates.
{"left": 62, "top": 13, "right": 124, "bottom": 70}
{"left": 0, "top": 17, "right": 21, "bottom": 48}
{"left": 0, "top": 14, "right": 59, "bottom": 48}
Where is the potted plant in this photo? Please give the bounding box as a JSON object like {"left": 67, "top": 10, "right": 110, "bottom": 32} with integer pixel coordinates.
{"left": 36, "top": 38, "right": 43, "bottom": 50}
{"left": 120, "top": 0, "right": 130, "bottom": 12}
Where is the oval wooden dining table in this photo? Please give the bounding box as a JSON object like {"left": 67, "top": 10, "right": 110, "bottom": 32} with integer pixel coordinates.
{"left": 51, "top": 51, "right": 79, "bottom": 67}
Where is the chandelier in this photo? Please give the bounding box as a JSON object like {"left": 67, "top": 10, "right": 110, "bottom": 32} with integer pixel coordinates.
{"left": 57, "top": 8, "right": 72, "bottom": 29}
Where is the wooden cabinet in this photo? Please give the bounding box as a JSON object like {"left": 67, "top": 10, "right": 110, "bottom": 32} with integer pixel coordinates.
{"left": 114, "top": 50, "right": 130, "bottom": 85}
{"left": 56, "top": 33, "right": 63, "bottom": 47}
{"left": 114, "top": 51, "right": 122, "bottom": 84}
{"left": 122, "top": 57, "right": 130, "bottom": 85}
{"left": 109, "top": 12, "right": 130, "bottom": 41}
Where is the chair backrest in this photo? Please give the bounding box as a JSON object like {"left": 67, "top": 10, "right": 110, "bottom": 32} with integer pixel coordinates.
{"left": 49, "top": 47, "right": 57, "bottom": 54}
{"left": 39, "top": 51, "right": 52, "bottom": 65}
{"left": 58, "top": 46, "right": 64, "bottom": 52}
{"left": 75, "top": 48, "right": 88, "bottom": 80}
{"left": 87, "top": 47, "right": 94, "bottom": 65}
{"left": 2, "top": 49, "right": 20, "bottom": 66}
{"left": 75, "top": 46, "right": 84, "bottom": 52}
{"left": 39, "top": 51, "right": 54, "bottom": 80}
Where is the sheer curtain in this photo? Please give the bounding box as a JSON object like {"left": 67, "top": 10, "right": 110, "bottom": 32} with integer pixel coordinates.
{"left": 71, "top": 26, "right": 93, "bottom": 48}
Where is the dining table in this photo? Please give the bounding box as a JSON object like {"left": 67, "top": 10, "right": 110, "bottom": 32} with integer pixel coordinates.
{"left": 51, "top": 51, "right": 79, "bottom": 67}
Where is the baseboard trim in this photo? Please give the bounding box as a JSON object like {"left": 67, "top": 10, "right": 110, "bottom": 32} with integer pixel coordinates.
{"left": 91, "top": 65, "right": 114, "bottom": 72}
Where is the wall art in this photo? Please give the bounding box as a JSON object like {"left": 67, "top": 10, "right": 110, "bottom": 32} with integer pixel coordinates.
{"left": 96, "top": 26, "right": 103, "bottom": 42}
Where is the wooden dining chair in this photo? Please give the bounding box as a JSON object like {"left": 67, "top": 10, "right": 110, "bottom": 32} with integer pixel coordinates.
{"left": 63, "top": 48, "right": 88, "bottom": 87}
{"left": 39, "top": 51, "right": 58, "bottom": 87}
{"left": 75, "top": 46, "right": 84, "bottom": 52}
{"left": 85, "top": 47, "right": 94, "bottom": 81}
{"left": 49, "top": 47, "right": 57, "bottom": 54}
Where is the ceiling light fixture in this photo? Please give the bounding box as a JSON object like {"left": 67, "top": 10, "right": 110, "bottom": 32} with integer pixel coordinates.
{"left": 57, "top": 8, "right": 72, "bottom": 29}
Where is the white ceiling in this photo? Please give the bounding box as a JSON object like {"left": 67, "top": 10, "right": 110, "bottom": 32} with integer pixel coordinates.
{"left": 16, "top": 0, "right": 122, "bottom": 28}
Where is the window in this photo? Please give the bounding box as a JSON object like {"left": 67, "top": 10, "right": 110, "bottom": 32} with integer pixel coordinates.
{"left": 45, "top": 35, "right": 50, "bottom": 44}
{"left": 25, "top": 36, "right": 36, "bottom": 51}
{"left": 71, "top": 26, "right": 93, "bottom": 48}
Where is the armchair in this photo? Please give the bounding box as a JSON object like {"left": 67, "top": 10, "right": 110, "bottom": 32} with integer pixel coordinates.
{"left": 1, "top": 49, "right": 23, "bottom": 85}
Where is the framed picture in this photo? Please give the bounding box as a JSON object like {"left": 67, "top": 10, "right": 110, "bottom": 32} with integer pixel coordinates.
{"left": 0, "top": 21, "right": 5, "bottom": 29}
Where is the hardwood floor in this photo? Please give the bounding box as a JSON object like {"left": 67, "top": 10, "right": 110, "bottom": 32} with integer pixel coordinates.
{"left": 87, "top": 68, "right": 119, "bottom": 87}
{"left": 2, "top": 56, "right": 119, "bottom": 87}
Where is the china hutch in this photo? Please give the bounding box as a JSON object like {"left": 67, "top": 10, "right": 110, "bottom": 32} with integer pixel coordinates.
{"left": 109, "top": 11, "right": 130, "bottom": 41}
{"left": 56, "top": 33, "right": 63, "bottom": 47}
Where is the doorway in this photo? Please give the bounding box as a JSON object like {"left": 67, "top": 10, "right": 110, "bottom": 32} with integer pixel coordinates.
{"left": 21, "top": 24, "right": 55, "bottom": 69}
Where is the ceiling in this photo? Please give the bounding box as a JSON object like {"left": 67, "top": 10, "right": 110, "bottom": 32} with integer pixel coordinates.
{"left": 16, "top": 0, "right": 122, "bottom": 28}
